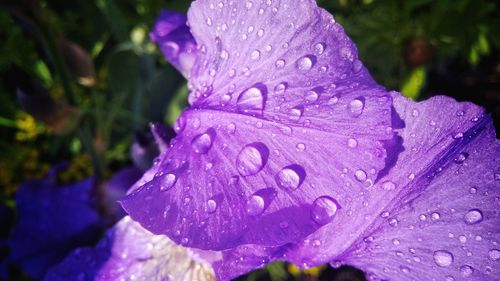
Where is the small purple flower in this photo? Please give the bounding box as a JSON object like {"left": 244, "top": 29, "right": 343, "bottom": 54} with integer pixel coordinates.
{"left": 104, "top": 1, "right": 497, "bottom": 280}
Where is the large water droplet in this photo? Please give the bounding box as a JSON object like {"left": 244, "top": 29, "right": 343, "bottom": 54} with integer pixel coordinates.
{"left": 237, "top": 83, "right": 267, "bottom": 116}
{"left": 206, "top": 199, "right": 217, "bottom": 213}
{"left": 295, "top": 55, "right": 316, "bottom": 72}
{"left": 289, "top": 106, "right": 304, "bottom": 121}
{"left": 464, "top": 209, "right": 483, "bottom": 225}
{"left": 311, "top": 196, "right": 339, "bottom": 225}
{"left": 276, "top": 164, "right": 306, "bottom": 190}
{"left": 246, "top": 195, "right": 265, "bottom": 216}
{"left": 433, "top": 250, "right": 454, "bottom": 267}
{"left": 305, "top": 87, "right": 323, "bottom": 103}
{"left": 191, "top": 128, "right": 216, "bottom": 154}
{"left": 236, "top": 142, "right": 269, "bottom": 176}
{"left": 349, "top": 97, "right": 365, "bottom": 117}
{"left": 160, "top": 173, "right": 177, "bottom": 191}
{"left": 488, "top": 249, "right": 500, "bottom": 261}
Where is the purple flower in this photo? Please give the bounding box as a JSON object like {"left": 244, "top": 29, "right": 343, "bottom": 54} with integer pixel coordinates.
{"left": 50, "top": 1, "right": 498, "bottom": 280}
{"left": 8, "top": 166, "right": 103, "bottom": 279}
{"left": 6, "top": 164, "right": 143, "bottom": 279}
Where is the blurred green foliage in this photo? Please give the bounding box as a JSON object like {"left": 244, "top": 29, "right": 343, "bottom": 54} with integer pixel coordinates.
{"left": 0, "top": 0, "right": 498, "bottom": 280}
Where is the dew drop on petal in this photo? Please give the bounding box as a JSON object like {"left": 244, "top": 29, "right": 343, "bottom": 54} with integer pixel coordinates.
{"left": 460, "top": 265, "right": 473, "bottom": 277}
{"left": 354, "top": 169, "right": 367, "bottom": 182}
{"left": 191, "top": 128, "right": 216, "bottom": 154}
{"left": 433, "top": 250, "right": 454, "bottom": 267}
{"left": 159, "top": 173, "right": 177, "bottom": 191}
{"left": 453, "top": 152, "right": 468, "bottom": 164}
{"left": 349, "top": 98, "right": 365, "bottom": 117}
{"left": 296, "top": 143, "right": 306, "bottom": 151}
{"left": 206, "top": 199, "right": 217, "bottom": 213}
{"left": 311, "top": 196, "right": 339, "bottom": 225}
{"left": 236, "top": 83, "right": 267, "bottom": 115}
{"left": 488, "top": 249, "right": 500, "bottom": 261}
{"left": 382, "top": 181, "right": 396, "bottom": 191}
{"left": 295, "top": 55, "right": 316, "bottom": 72}
{"left": 274, "top": 83, "right": 287, "bottom": 95}
{"left": 276, "top": 164, "right": 306, "bottom": 190}
{"left": 251, "top": 50, "right": 261, "bottom": 60}
{"left": 347, "top": 138, "right": 358, "bottom": 148}
{"left": 464, "top": 209, "right": 483, "bottom": 225}
{"left": 236, "top": 142, "right": 269, "bottom": 176}
{"left": 275, "top": 59, "right": 285, "bottom": 68}
{"left": 246, "top": 194, "right": 265, "bottom": 216}
{"left": 305, "top": 89, "right": 319, "bottom": 103}
{"left": 314, "top": 43, "right": 325, "bottom": 55}
{"left": 289, "top": 106, "right": 304, "bottom": 121}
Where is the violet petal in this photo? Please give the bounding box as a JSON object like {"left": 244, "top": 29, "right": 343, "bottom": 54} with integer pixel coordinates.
{"left": 44, "top": 216, "right": 217, "bottom": 281}
{"left": 122, "top": 0, "right": 394, "bottom": 251}
{"left": 150, "top": 11, "right": 197, "bottom": 77}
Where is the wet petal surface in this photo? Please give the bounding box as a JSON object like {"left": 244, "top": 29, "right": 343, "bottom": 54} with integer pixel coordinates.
{"left": 124, "top": 0, "right": 394, "bottom": 251}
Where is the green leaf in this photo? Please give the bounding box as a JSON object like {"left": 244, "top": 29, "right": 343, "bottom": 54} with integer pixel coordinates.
{"left": 401, "top": 67, "right": 426, "bottom": 100}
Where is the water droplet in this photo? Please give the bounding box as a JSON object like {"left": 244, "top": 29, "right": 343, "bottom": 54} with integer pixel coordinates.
{"left": 245, "top": 1, "right": 253, "bottom": 9}
{"left": 460, "top": 265, "right": 473, "bottom": 277}
{"left": 257, "top": 29, "right": 264, "bottom": 37}
{"left": 305, "top": 89, "right": 319, "bottom": 103}
{"left": 174, "top": 115, "right": 186, "bottom": 133}
{"left": 488, "top": 249, "right": 500, "bottom": 261}
{"left": 382, "top": 181, "right": 396, "bottom": 190}
{"left": 227, "top": 122, "right": 236, "bottom": 134}
{"left": 296, "top": 143, "right": 306, "bottom": 151}
{"left": 191, "top": 128, "right": 216, "bottom": 154}
{"left": 251, "top": 50, "right": 260, "bottom": 60}
{"left": 237, "top": 83, "right": 267, "bottom": 116}
{"left": 274, "top": 83, "right": 287, "bottom": 95}
{"left": 354, "top": 169, "right": 367, "bottom": 182}
{"left": 311, "top": 196, "right": 339, "bottom": 225}
{"left": 246, "top": 194, "right": 265, "bottom": 216}
{"left": 314, "top": 43, "right": 325, "bottom": 55}
{"left": 295, "top": 55, "right": 316, "bottom": 71}
{"left": 347, "top": 138, "right": 358, "bottom": 148}
{"left": 236, "top": 142, "right": 270, "bottom": 176}
{"left": 431, "top": 212, "right": 440, "bottom": 221}
{"left": 328, "top": 96, "right": 339, "bottom": 105}
{"left": 469, "top": 187, "right": 477, "bottom": 194}
{"left": 349, "top": 98, "right": 365, "bottom": 117}
{"left": 160, "top": 173, "right": 177, "bottom": 191}
{"left": 433, "top": 250, "right": 454, "bottom": 267}
{"left": 289, "top": 106, "right": 304, "bottom": 121}
{"left": 453, "top": 152, "right": 468, "bottom": 164}
{"left": 464, "top": 209, "right": 483, "bottom": 225}
{"left": 276, "top": 164, "right": 306, "bottom": 190}
{"left": 275, "top": 59, "right": 285, "bottom": 68}
{"left": 312, "top": 239, "right": 321, "bottom": 247}
{"left": 206, "top": 17, "right": 213, "bottom": 26}
{"left": 206, "top": 199, "right": 217, "bottom": 213}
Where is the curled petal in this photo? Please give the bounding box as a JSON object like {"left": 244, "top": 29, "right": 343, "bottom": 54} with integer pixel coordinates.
{"left": 44, "top": 216, "right": 217, "bottom": 281}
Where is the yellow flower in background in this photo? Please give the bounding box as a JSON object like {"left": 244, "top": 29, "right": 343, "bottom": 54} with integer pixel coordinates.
{"left": 15, "top": 112, "right": 45, "bottom": 141}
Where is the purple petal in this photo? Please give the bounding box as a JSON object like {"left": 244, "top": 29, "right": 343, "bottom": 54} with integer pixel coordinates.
{"left": 122, "top": 0, "right": 394, "bottom": 251}
{"left": 336, "top": 95, "right": 500, "bottom": 280}
{"left": 150, "top": 11, "right": 197, "bottom": 77}
{"left": 8, "top": 176, "right": 102, "bottom": 278}
{"left": 44, "top": 216, "right": 217, "bottom": 281}
{"left": 210, "top": 94, "right": 498, "bottom": 280}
